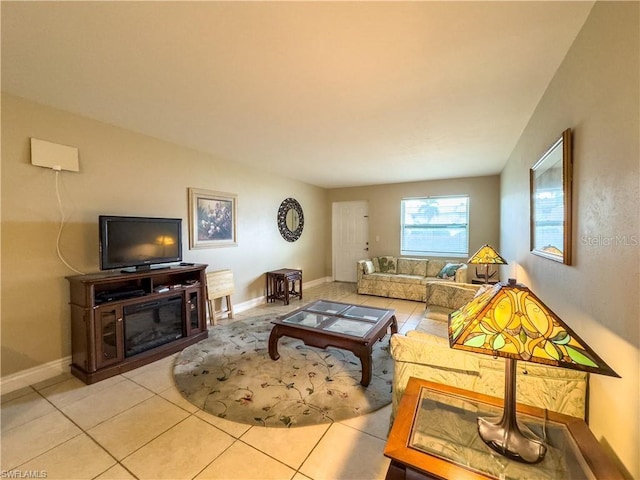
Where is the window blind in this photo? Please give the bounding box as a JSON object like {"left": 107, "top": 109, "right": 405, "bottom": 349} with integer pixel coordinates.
{"left": 401, "top": 196, "right": 469, "bottom": 256}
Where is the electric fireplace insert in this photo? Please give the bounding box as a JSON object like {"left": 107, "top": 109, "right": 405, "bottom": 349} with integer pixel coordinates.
{"left": 123, "top": 296, "right": 183, "bottom": 357}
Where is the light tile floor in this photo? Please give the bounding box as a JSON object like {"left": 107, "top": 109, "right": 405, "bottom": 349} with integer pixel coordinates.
{"left": 1, "top": 282, "right": 426, "bottom": 480}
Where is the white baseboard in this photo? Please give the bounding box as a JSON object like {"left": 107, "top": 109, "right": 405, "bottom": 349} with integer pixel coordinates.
{"left": 304, "top": 276, "right": 332, "bottom": 289}
{"left": 3, "top": 277, "right": 334, "bottom": 394}
{"left": 231, "top": 296, "right": 264, "bottom": 314}
{"left": 1, "top": 356, "right": 71, "bottom": 394}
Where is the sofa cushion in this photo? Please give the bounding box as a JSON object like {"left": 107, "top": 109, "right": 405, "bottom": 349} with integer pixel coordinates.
{"left": 426, "top": 259, "right": 447, "bottom": 277}
{"left": 377, "top": 256, "right": 397, "bottom": 274}
{"left": 395, "top": 331, "right": 481, "bottom": 374}
{"left": 366, "top": 272, "right": 391, "bottom": 281}
{"left": 389, "top": 274, "right": 424, "bottom": 285}
{"left": 396, "top": 258, "right": 428, "bottom": 277}
{"left": 436, "top": 262, "right": 464, "bottom": 279}
{"left": 414, "top": 314, "right": 448, "bottom": 338}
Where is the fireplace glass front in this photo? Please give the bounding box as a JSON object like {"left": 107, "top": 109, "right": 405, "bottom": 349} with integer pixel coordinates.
{"left": 123, "top": 296, "right": 183, "bottom": 357}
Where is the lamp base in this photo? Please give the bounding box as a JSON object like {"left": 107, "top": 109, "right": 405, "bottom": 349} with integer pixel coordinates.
{"left": 477, "top": 413, "right": 547, "bottom": 464}
{"left": 476, "top": 358, "right": 547, "bottom": 464}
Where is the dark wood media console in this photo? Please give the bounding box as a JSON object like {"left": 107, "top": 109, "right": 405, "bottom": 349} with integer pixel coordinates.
{"left": 67, "top": 264, "right": 209, "bottom": 384}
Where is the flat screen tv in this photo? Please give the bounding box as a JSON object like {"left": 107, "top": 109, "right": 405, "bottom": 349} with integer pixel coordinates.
{"left": 99, "top": 215, "right": 182, "bottom": 271}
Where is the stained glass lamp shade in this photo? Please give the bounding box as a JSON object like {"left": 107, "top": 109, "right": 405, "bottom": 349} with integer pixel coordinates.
{"left": 448, "top": 279, "right": 619, "bottom": 464}
{"left": 468, "top": 244, "right": 508, "bottom": 284}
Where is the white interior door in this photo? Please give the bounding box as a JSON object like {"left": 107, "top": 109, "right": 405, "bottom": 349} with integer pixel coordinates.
{"left": 332, "top": 201, "right": 369, "bottom": 282}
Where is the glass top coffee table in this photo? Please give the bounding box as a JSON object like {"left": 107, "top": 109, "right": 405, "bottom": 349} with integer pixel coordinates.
{"left": 268, "top": 300, "right": 398, "bottom": 387}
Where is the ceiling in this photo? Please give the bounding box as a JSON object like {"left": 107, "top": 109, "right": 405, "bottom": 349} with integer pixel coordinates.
{"left": 1, "top": 1, "right": 594, "bottom": 189}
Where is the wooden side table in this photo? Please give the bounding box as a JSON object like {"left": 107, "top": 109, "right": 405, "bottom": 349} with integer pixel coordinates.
{"left": 384, "top": 377, "right": 623, "bottom": 480}
{"left": 266, "top": 268, "right": 302, "bottom": 305}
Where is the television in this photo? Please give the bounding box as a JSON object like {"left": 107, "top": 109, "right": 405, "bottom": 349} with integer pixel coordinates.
{"left": 99, "top": 215, "right": 182, "bottom": 271}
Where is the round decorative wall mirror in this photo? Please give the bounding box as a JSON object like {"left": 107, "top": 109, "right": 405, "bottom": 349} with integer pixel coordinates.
{"left": 277, "top": 198, "right": 304, "bottom": 242}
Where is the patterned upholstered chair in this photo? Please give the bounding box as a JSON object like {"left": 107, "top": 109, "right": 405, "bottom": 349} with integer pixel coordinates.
{"left": 390, "top": 281, "right": 588, "bottom": 422}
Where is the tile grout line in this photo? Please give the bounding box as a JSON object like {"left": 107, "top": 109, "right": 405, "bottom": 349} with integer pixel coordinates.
{"left": 4, "top": 383, "right": 123, "bottom": 475}
{"left": 289, "top": 421, "right": 336, "bottom": 480}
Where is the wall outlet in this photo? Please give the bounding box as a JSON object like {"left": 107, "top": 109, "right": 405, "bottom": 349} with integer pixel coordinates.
{"left": 30, "top": 138, "right": 79, "bottom": 172}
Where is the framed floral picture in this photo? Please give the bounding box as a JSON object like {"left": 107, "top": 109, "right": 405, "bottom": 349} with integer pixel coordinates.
{"left": 188, "top": 188, "right": 237, "bottom": 249}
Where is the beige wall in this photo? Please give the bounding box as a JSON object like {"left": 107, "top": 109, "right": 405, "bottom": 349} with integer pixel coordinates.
{"left": 328, "top": 175, "right": 500, "bottom": 263}
{"left": 0, "top": 93, "right": 501, "bottom": 380}
{"left": 500, "top": 2, "right": 639, "bottom": 477}
{"left": 1, "top": 93, "right": 328, "bottom": 377}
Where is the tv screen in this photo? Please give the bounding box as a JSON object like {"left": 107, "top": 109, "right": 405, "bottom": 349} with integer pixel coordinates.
{"left": 99, "top": 215, "right": 182, "bottom": 271}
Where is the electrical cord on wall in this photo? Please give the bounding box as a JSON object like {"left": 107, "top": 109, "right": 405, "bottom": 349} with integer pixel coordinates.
{"left": 54, "top": 169, "right": 85, "bottom": 275}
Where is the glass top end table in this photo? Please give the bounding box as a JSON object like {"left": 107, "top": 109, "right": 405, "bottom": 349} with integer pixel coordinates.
{"left": 384, "top": 378, "right": 624, "bottom": 480}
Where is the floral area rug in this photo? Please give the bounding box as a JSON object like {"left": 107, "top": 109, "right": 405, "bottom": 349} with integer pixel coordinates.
{"left": 173, "top": 314, "right": 393, "bottom": 427}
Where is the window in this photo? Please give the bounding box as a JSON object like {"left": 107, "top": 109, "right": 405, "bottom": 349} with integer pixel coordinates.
{"left": 532, "top": 185, "right": 564, "bottom": 253}
{"left": 401, "top": 195, "right": 469, "bottom": 257}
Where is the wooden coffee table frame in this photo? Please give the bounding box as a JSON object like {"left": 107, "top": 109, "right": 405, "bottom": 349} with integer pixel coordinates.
{"left": 268, "top": 300, "right": 397, "bottom": 387}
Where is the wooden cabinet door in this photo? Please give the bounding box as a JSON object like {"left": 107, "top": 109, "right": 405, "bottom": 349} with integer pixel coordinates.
{"left": 185, "top": 287, "right": 204, "bottom": 335}
{"left": 94, "top": 304, "right": 124, "bottom": 369}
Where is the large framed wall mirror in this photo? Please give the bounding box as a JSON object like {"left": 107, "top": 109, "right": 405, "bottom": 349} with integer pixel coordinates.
{"left": 277, "top": 198, "right": 304, "bottom": 242}
{"left": 530, "top": 128, "right": 573, "bottom": 265}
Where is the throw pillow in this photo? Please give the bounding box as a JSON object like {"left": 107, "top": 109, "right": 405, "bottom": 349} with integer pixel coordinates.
{"left": 426, "top": 259, "right": 446, "bottom": 278}
{"left": 377, "top": 256, "right": 397, "bottom": 274}
{"left": 372, "top": 257, "right": 380, "bottom": 272}
{"left": 363, "top": 260, "right": 375, "bottom": 275}
{"left": 437, "top": 262, "right": 463, "bottom": 279}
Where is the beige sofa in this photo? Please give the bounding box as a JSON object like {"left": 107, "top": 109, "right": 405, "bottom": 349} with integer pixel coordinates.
{"left": 390, "top": 281, "right": 589, "bottom": 421}
{"left": 356, "top": 256, "right": 468, "bottom": 302}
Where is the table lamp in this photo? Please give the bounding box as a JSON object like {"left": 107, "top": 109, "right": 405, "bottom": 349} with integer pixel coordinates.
{"left": 468, "top": 244, "right": 508, "bottom": 284}
{"left": 448, "top": 279, "right": 619, "bottom": 464}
